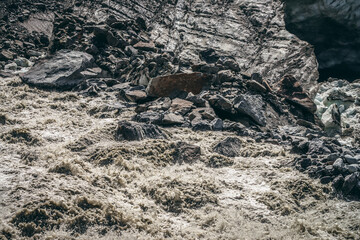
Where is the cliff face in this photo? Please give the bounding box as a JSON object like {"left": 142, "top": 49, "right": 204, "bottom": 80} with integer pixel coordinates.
{"left": 284, "top": 0, "right": 360, "bottom": 81}
{"left": 1, "top": 0, "right": 319, "bottom": 92}
{"left": 104, "top": 0, "right": 319, "bottom": 92}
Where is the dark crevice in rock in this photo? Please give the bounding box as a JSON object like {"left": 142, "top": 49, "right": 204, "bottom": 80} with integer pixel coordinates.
{"left": 283, "top": 0, "right": 360, "bottom": 82}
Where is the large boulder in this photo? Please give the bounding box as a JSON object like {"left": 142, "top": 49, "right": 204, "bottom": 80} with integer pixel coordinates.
{"left": 146, "top": 73, "right": 210, "bottom": 97}
{"left": 22, "top": 50, "right": 94, "bottom": 89}
{"left": 233, "top": 94, "right": 267, "bottom": 126}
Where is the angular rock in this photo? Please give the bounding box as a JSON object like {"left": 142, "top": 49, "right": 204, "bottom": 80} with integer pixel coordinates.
{"left": 161, "top": 113, "right": 185, "bottom": 126}
{"left": 135, "top": 111, "right": 162, "bottom": 124}
{"left": 170, "top": 98, "right": 194, "bottom": 115}
{"left": 22, "top": 50, "right": 94, "bottom": 89}
{"left": 133, "top": 41, "right": 156, "bottom": 52}
{"left": 116, "top": 121, "right": 166, "bottom": 141}
{"left": 208, "top": 95, "right": 233, "bottom": 113}
{"left": 344, "top": 155, "right": 358, "bottom": 164}
{"left": 213, "top": 137, "right": 242, "bottom": 157}
{"left": 278, "top": 75, "right": 317, "bottom": 114}
{"left": 0, "top": 50, "right": 14, "bottom": 61}
{"left": 247, "top": 80, "right": 267, "bottom": 93}
{"left": 342, "top": 173, "right": 358, "bottom": 195}
{"left": 233, "top": 94, "right": 266, "bottom": 126}
{"left": 173, "top": 142, "right": 201, "bottom": 164}
{"left": 211, "top": 118, "right": 223, "bottom": 131}
{"left": 146, "top": 73, "right": 210, "bottom": 97}
{"left": 191, "top": 119, "right": 212, "bottom": 131}
{"left": 125, "top": 89, "right": 148, "bottom": 102}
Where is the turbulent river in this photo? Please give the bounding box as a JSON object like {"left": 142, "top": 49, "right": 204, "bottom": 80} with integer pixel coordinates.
{"left": 1, "top": 76, "right": 359, "bottom": 239}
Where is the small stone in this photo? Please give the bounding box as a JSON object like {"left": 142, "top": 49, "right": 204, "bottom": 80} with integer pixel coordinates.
{"left": 320, "top": 176, "right": 332, "bottom": 184}
{"left": 299, "top": 158, "right": 312, "bottom": 169}
{"left": 347, "top": 164, "right": 359, "bottom": 173}
{"left": 170, "top": 98, "right": 194, "bottom": 115}
{"left": 247, "top": 80, "right": 267, "bottom": 93}
{"left": 125, "top": 89, "right": 148, "bottom": 102}
{"left": 211, "top": 118, "right": 223, "bottom": 131}
{"left": 0, "top": 50, "right": 14, "bottom": 61}
{"left": 344, "top": 154, "right": 358, "bottom": 164}
{"left": 15, "top": 57, "right": 32, "bottom": 67}
{"left": 333, "top": 158, "right": 345, "bottom": 172}
{"left": 161, "top": 113, "right": 185, "bottom": 126}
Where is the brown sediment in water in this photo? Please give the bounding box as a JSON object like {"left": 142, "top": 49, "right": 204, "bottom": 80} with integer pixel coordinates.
{"left": 0, "top": 77, "right": 359, "bottom": 239}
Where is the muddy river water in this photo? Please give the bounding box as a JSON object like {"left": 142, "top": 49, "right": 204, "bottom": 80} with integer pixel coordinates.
{"left": 0, "top": 77, "right": 359, "bottom": 239}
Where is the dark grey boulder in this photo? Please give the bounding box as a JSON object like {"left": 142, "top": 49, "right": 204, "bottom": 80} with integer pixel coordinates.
{"left": 233, "top": 94, "right": 266, "bottom": 126}
{"left": 213, "top": 137, "right": 242, "bottom": 157}
{"left": 22, "top": 50, "right": 94, "bottom": 89}
{"left": 116, "top": 121, "right": 166, "bottom": 141}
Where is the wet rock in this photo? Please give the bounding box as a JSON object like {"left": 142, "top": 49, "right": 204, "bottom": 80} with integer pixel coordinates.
{"left": 135, "top": 111, "right": 162, "bottom": 124}
{"left": 333, "top": 158, "right": 346, "bottom": 172}
{"left": 173, "top": 142, "right": 201, "bottom": 164}
{"left": 344, "top": 155, "right": 358, "bottom": 164}
{"left": 320, "top": 176, "right": 332, "bottom": 185}
{"left": 211, "top": 118, "right": 223, "bottom": 131}
{"left": 342, "top": 173, "right": 358, "bottom": 195}
{"left": 22, "top": 50, "right": 94, "bottom": 89}
{"left": 299, "top": 158, "right": 312, "bottom": 170}
{"left": 307, "top": 139, "right": 331, "bottom": 155}
{"left": 347, "top": 164, "right": 359, "bottom": 174}
{"left": 191, "top": 118, "right": 212, "bottom": 131}
{"left": 233, "top": 94, "right": 266, "bottom": 126}
{"left": 0, "top": 50, "right": 14, "bottom": 61}
{"left": 213, "top": 137, "right": 242, "bottom": 157}
{"left": 116, "top": 121, "right": 166, "bottom": 141}
{"left": 146, "top": 73, "right": 210, "bottom": 97}
{"left": 161, "top": 113, "right": 185, "bottom": 126}
{"left": 314, "top": 79, "right": 360, "bottom": 139}
{"left": 332, "top": 175, "right": 345, "bottom": 191}
{"left": 186, "top": 94, "right": 207, "bottom": 107}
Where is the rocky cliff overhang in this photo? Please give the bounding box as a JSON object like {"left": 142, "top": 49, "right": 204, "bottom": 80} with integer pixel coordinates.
{"left": 284, "top": 0, "right": 360, "bottom": 81}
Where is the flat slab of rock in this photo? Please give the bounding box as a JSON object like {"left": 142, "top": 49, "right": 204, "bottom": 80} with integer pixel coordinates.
{"left": 146, "top": 73, "right": 210, "bottom": 97}
{"left": 22, "top": 50, "right": 94, "bottom": 89}
{"left": 116, "top": 121, "right": 166, "bottom": 141}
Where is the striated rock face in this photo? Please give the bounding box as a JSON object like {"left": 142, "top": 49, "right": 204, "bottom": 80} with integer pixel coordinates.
{"left": 97, "top": 0, "right": 319, "bottom": 93}
{"left": 284, "top": 0, "right": 360, "bottom": 81}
